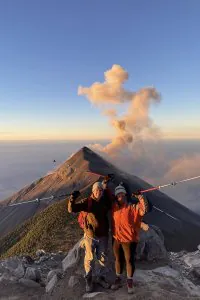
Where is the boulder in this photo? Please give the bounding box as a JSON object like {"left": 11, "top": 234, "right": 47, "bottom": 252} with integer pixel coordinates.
{"left": 62, "top": 240, "right": 81, "bottom": 272}
{"left": 137, "top": 225, "right": 168, "bottom": 261}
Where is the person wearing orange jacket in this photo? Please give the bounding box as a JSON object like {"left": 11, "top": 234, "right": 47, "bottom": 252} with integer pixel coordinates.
{"left": 111, "top": 184, "right": 150, "bottom": 294}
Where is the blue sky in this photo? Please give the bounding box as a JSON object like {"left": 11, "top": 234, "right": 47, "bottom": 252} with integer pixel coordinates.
{"left": 0, "top": 0, "right": 200, "bottom": 140}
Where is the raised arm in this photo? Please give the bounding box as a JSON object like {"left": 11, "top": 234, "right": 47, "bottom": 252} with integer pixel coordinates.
{"left": 68, "top": 191, "right": 89, "bottom": 213}
{"left": 135, "top": 194, "right": 150, "bottom": 217}
{"left": 102, "top": 174, "right": 115, "bottom": 210}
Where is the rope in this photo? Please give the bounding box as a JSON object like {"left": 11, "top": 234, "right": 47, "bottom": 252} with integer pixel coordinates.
{"left": 7, "top": 193, "right": 71, "bottom": 207}
{"left": 152, "top": 205, "right": 181, "bottom": 222}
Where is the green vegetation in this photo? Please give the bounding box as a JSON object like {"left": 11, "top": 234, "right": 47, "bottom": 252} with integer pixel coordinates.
{"left": 0, "top": 199, "right": 82, "bottom": 258}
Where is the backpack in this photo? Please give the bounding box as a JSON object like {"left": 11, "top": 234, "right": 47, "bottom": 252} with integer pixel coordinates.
{"left": 78, "top": 198, "right": 93, "bottom": 229}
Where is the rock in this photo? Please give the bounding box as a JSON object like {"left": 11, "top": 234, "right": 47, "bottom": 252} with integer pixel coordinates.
{"left": 151, "top": 225, "right": 165, "bottom": 243}
{"left": 47, "top": 269, "right": 63, "bottom": 283}
{"left": 1, "top": 257, "right": 25, "bottom": 279}
{"left": 83, "top": 292, "right": 105, "bottom": 298}
{"left": 137, "top": 226, "right": 168, "bottom": 261}
{"left": 46, "top": 274, "right": 58, "bottom": 294}
{"left": 183, "top": 251, "right": 200, "bottom": 268}
{"left": 22, "top": 255, "right": 34, "bottom": 265}
{"left": 68, "top": 275, "right": 80, "bottom": 288}
{"left": 24, "top": 267, "right": 41, "bottom": 282}
{"left": 192, "top": 267, "right": 200, "bottom": 278}
{"left": 35, "top": 255, "right": 49, "bottom": 264}
{"left": 0, "top": 273, "right": 18, "bottom": 283}
{"left": 50, "top": 253, "right": 64, "bottom": 261}
{"left": 19, "top": 278, "right": 41, "bottom": 288}
{"left": 36, "top": 249, "right": 46, "bottom": 257}
{"left": 152, "top": 266, "right": 180, "bottom": 278}
{"left": 47, "top": 270, "right": 56, "bottom": 283}
{"left": 62, "top": 240, "right": 81, "bottom": 272}
{"left": 198, "top": 244, "right": 200, "bottom": 251}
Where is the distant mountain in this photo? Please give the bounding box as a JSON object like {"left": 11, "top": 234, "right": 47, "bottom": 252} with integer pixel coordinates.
{"left": 0, "top": 146, "right": 200, "bottom": 256}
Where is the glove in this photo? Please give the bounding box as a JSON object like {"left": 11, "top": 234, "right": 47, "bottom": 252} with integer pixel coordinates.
{"left": 102, "top": 174, "right": 115, "bottom": 189}
{"left": 132, "top": 190, "right": 142, "bottom": 197}
{"left": 104, "top": 173, "right": 115, "bottom": 183}
{"left": 70, "top": 190, "right": 80, "bottom": 201}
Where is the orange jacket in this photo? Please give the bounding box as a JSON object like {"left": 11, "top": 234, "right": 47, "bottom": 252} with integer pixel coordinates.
{"left": 112, "top": 196, "right": 147, "bottom": 243}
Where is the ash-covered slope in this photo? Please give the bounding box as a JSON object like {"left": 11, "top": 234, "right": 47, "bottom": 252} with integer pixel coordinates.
{"left": 0, "top": 146, "right": 200, "bottom": 251}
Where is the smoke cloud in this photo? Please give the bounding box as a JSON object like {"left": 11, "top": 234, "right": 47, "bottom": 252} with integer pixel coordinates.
{"left": 78, "top": 64, "right": 161, "bottom": 155}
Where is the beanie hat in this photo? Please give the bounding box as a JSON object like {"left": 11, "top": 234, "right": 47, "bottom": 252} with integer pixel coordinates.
{"left": 115, "top": 184, "right": 127, "bottom": 196}
{"left": 92, "top": 182, "right": 103, "bottom": 193}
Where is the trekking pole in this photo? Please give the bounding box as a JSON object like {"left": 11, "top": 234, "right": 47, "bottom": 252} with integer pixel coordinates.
{"left": 132, "top": 175, "right": 200, "bottom": 196}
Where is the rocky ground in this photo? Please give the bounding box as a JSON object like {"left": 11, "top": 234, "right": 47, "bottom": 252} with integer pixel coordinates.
{"left": 1, "top": 226, "right": 200, "bottom": 299}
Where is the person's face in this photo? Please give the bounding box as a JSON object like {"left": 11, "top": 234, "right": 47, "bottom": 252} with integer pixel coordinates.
{"left": 116, "top": 192, "right": 126, "bottom": 203}
{"left": 93, "top": 187, "right": 103, "bottom": 200}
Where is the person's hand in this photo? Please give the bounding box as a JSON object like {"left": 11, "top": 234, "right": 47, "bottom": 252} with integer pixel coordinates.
{"left": 132, "top": 190, "right": 142, "bottom": 197}
{"left": 102, "top": 174, "right": 115, "bottom": 189}
{"left": 104, "top": 174, "right": 115, "bottom": 183}
{"left": 141, "top": 222, "right": 149, "bottom": 231}
{"left": 70, "top": 190, "right": 80, "bottom": 201}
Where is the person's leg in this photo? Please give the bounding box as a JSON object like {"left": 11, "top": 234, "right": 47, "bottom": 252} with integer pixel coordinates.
{"left": 84, "top": 236, "right": 95, "bottom": 292}
{"left": 95, "top": 236, "right": 110, "bottom": 288}
{"left": 121, "top": 242, "right": 137, "bottom": 294}
{"left": 111, "top": 239, "right": 124, "bottom": 290}
{"left": 130, "top": 242, "right": 137, "bottom": 276}
{"left": 121, "top": 242, "right": 133, "bottom": 278}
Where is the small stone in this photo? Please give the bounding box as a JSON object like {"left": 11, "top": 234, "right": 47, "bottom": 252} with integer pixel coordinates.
{"left": 36, "top": 249, "right": 46, "bottom": 257}
{"left": 83, "top": 292, "right": 105, "bottom": 298}
{"left": 192, "top": 267, "right": 200, "bottom": 278}
{"left": 22, "top": 255, "right": 34, "bottom": 264}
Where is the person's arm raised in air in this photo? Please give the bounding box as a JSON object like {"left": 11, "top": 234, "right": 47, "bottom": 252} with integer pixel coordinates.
{"left": 68, "top": 191, "right": 89, "bottom": 213}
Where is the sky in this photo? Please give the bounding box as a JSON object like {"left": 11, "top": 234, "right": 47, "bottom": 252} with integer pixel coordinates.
{"left": 0, "top": 0, "right": 200, "bottom": 140}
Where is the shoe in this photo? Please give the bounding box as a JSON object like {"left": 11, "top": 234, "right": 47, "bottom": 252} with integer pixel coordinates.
{"left": 96, "top": 276, "right": 110, "bottom": 289}
{"left": 127, "top": 278, "right": 134, "bottom": 294}
{"left": 111, "top": 276, "right": 122, "bottom": 290}
{"left": 85, "top": 274, "right": 93, "bottom": 293}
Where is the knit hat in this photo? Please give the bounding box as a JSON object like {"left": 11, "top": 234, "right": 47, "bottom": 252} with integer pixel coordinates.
{"left": 115, "top": 184, "right": 127, "bottom": 196}
{"left": 92, "top": 182, "right": 103, "bottom": 193}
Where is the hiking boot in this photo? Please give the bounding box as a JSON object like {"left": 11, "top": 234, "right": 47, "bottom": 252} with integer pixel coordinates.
{"left": 85, "top": 274, "right": 93, "bottom": 293}
{"left": 127, "top": 278, "right": 134, "bottom": 294}
{"left": 96, "top": 276, "right": 110, "bottom": 289}
{"left": 111, "top": 276, "right": 122, "bottom": 290}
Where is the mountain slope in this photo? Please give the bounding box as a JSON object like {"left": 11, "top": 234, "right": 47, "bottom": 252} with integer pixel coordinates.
{"left": 0, "top": 146, "right": 200, "bottom": 253}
